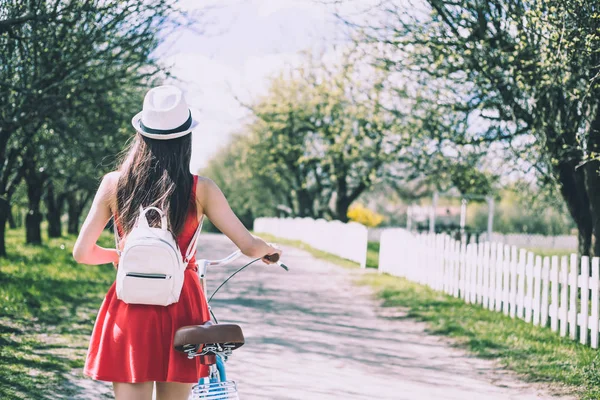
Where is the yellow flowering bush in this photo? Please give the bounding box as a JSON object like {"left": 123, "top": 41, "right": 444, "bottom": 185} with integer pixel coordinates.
{"left": 347, "top": 203, "right": 384, "bottom": 227}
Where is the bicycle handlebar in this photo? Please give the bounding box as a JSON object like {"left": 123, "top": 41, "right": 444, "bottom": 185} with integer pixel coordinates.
{"left": 202, "top": 249, "right": 287, "bottom": 270}
{"left": 205, "top": 250, "right": 243, "bottom": 267}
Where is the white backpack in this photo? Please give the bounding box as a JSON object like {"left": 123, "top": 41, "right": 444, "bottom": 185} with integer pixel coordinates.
{"left": 114, "top": 206, "right": 202, "bottom": 306}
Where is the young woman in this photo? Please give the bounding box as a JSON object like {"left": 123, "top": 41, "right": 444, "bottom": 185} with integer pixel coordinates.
{"left": 72, "top": 85, "right": 281, "bottom": 400}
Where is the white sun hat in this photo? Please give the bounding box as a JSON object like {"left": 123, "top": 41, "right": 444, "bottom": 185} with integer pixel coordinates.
{"left": 131, "top": 85, "right": 199, "bottom": 140}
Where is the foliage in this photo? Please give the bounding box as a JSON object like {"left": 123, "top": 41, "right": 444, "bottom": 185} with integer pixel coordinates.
{"left": 356, "top": 0, "right": 600, "bottom": 256}
{"left": 202, "top": 133, "right": 283, "bottom": 230}
{"left": 0, "top": 227, "right": 115, "bottom": 399}
{"left": 206, "top": 51, "right": 416, "bottom": 223}
{"left": 347, "top": 203, "right": 384, "bottom": 227}
{"left": 0, "top": 0, "right": 188, "bottom": 253}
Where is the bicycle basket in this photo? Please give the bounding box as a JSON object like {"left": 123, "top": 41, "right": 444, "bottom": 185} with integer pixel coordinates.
{"left": 190, "top": 380, "right": 239, "bottom": 400}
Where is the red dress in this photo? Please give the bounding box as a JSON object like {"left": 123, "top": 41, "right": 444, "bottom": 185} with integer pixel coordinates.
{"left": 84, "top": 174, "right": 211, "bottom": 383}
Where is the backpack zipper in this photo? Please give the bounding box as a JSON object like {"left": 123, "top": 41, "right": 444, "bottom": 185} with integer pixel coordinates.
{"left": 126, "top": 272, "right": 172, "bottom": 279}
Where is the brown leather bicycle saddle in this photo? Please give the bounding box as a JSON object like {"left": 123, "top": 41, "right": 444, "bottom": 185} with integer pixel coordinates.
{"left": 173, "top": 321, "right": 245, "bottom": 352}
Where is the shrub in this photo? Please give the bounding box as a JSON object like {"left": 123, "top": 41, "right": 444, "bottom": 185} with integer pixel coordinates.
{"left": 347, "top": 203, "right": 384, "bottom": 227}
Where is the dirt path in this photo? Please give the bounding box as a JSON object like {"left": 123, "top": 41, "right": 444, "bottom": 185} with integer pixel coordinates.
{"left": 72, "top": 233, "right": 574, "bottom": 399}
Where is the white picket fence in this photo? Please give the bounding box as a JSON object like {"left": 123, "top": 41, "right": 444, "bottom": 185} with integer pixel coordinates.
{"left": 379, "top": 229, "right": 600, "bottom": 348}
{"left": 254, "top": 217, "right": 368, "bottom": 268}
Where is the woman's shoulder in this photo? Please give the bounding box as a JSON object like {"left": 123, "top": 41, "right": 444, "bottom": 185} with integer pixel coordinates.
{"left": 99, "top": 171, "right": 120, "bottom": 213}
{"left": 195, "top": 175, "right": 222, "bottom": 193}
{"left": 103, "top": 170, "right": 121, "bottom": 184}
{"left": 194, "top": 175, "right": 223, "bottom": 205}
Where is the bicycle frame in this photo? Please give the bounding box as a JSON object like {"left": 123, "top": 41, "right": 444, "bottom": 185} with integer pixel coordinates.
{"left": 195, "top": 250, "right": 243, "bottom": 385}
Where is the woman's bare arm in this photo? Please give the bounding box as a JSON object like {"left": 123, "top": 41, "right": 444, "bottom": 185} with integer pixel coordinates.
{"left": 197, "top": 177, "right": 281, "bottom": 263}
{"left": 72, "top": 172, "right": 120, "bottom": 265}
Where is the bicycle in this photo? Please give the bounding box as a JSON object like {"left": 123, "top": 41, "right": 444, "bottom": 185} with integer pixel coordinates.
{"left": 173, "top": 249, "right": 288, "bottom": 399}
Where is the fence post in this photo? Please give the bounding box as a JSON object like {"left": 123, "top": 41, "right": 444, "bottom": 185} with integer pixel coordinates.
{"left": 524, "top": 252, "right": 535, "bottom": 323}
{"left": 476, "top": 242, "right": 483, "bottom": 304}
{"left": 533, "top": 255, "right": 542, "bottom": 326}
{"left": 560, "top": 255, "right": 569, "bottom": 337}
{"left": 509, "top": 247, "right": 518, "bottom": 318}
{"left": 469, "top": 244, "right": 477, "bottom": 304}
{"left": 590, "top": 257, "right": 599, "bottom": 349}
{"left": 495, "top": 244, "right": 504, "bottom": 312}
{"left": 464, "top": 244, "right": 471, "bottom": 303}
{"left": 569, "top": 254, "right": 579, "bottom": 341}
{"left": 580, "top": 256, "right": 590, "bottom": 345}
{"left": 483, "top": 242, "right": 490, "bottom": 307}
{"left": 517, "top": 249, "right": 526, "bottom": 319}
{"left": 460, "top": 242, "right": 467, "bottom": 301}
{"left": 455, "top": 240, "right": 461, "bottom": 297}
{"left": 540, "top": 256, "right": 550, "bottom": 327}
{"left": 502, "top": 246, "right": 508, "bottom": 315}
{"left": 550, "top": 256, "right": 559, "bottom": 332}
{"left": 488, "top": 243, "right": 497, "bottom": 310}
{"left": 503, "top": 246, "right": 513, "bottom": 316}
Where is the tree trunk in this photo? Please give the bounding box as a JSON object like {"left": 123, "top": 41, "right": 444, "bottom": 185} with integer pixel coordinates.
{"left": 45, "top": 181, "right": 63, "bottom": 238}
{"left": 584, "top": 169, "right": 600, "bottom": 257}
{"left": 584, "top": 109, "right": 600, "bottom": 257}
{"left": 556, "top": 164, "right": 592, "bottom": 256}
{"left": 23, "top": 152, "right": 44, "bottom": 245}
{"left": 67, "top": 193, "right": 82, "bottom": 235}
{"left": 334, "top": 193, "right": 351, "bottom": 223}
{"left": 7, "top": 207, "right": 16, "bottom": 229}
{"left": 543, "top": 122, "right": 592, "bottom": 256}
{"left": 296, "top": 188, "right": 314, "bottom": 218}
{"left": 0, "top": 196, "right": 9, "bottom": 257}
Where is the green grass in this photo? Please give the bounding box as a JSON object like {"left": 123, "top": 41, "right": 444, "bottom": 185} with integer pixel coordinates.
{"left": 366, "top": 241, "right": 379, "bottom": 269}
{"left": 0, "top": 227, "right": 115, "bottom": 399}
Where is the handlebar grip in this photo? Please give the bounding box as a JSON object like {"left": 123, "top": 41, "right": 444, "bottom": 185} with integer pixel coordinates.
{"left": 264, "top": 253, "right": 280, "bottom": 263}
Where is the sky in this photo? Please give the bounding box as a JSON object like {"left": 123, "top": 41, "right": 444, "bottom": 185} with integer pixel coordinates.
{"left": 153, "top": 0, "right": 369, "bottom": 172}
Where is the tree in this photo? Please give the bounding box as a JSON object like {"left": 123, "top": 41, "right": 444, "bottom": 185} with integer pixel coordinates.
{"left": 202, "top": 133, "right": 285, "bottom": 229}
{"left": 41, "top": 82, "right": 148, "bottom": 237}
{"left": 0, "top": 0, "right": 182, "bottom": 253}
{"left": 355, "top": 0, "right": 600, "bottom": 255}
{"left": 242, "top": 52, "right": 408, "bottom": 221}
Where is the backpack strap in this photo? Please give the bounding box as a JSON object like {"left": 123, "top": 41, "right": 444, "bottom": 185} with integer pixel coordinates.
{"left": 114, "top": 218, "right": 121, "bottom": 256}
{"left": 114, "top": 205, "right": 146, "bottom": 256}
{"left": 183, "top": 216, "right": 203, "bottom": 264}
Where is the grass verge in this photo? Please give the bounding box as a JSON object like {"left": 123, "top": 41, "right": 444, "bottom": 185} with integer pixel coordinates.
{"left": 0, "top": 227, "right": 115, "bottom": 399}
{"left": 366, "top": 241, "right": 379, "bottom": 269}
{"left": 262, "top": 233, "right": 596, "bottom": 399}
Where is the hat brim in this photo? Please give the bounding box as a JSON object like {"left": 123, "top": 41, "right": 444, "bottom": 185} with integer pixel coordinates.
{"left": 131, "top": 107, "right": 200, "bottom": 140}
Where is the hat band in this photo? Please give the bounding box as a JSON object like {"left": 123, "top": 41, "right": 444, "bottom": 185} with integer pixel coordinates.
{"left": 140, "top": 110, "right": 192, "bottom": 136}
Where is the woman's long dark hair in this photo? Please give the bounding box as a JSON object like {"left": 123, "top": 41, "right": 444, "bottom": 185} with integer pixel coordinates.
{"left": 115, "top": 132, "right": 194, "bottom": 237}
